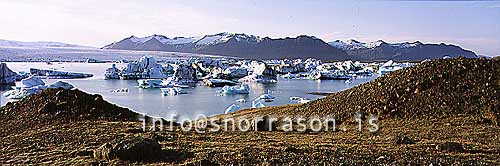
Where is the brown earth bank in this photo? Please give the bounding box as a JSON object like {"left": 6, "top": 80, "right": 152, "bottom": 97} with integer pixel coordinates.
{"left": 0, "top": 58, "right": 499, "bottom": 165}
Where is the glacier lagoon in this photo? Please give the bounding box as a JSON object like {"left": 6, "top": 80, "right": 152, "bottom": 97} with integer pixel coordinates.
{"left": 0, "top": 62, "right": 376, "bottom": 120}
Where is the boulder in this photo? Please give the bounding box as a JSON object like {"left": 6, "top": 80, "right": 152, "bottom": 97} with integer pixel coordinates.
{"left": 0, "top": 63, "right": 17, "bottom": 85}
{"left": 94, "top": 137, "right": 163, "bottom": 162}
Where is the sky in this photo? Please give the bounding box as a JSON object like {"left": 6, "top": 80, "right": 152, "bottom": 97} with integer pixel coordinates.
{"left": 0, "top": 0, "right": 498, "bottom": 56}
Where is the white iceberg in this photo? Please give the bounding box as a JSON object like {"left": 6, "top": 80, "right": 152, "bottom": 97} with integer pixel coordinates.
{"left": 220, "top": 83, "right": 250, "bottom": 94}
{"left": 20, "top": 76, "right": 45, "bottom": 88}
{"left": 251, "top": 99, "right": 266, "bottom": 108}
{"left": 119, "top": 56, "right": 167, "bottom": 79}
{"left": 223, "top": 66, "right": 248, "bottom": 79}
{"left": 137, "top": 79, "right": 165, "bottom": 88}
{"left": 47, "top": 81, "right": 75, "bottom": 89}
{"left": 258, "top": 94, "right": 276, "bottom": 100}
{"left": 224, "top": 104, "right": 241, "bottom": 114}
{"left": 3, "top": 79, "right": 74, "bottom": 99}
{"left": 378, "top": 60, "right": 404, "bottom": 76}
{"left": 104, "top": 64, "right": 121, "bottom": 79}
{"left": 160, "top": 87, "right": 187, "bottom": 96}
{"left": 30, "top": 68, "right": 93, "bottom": 79}
{"left": 239, "top": 61, "right": 277, "bottom": 84}
{"left": 297, "top": 98, "right": 311, "bottom": 104}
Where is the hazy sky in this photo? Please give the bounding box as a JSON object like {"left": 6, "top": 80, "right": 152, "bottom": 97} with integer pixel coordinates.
{"left": 0, "top": 0, "right": 498, "bottom": 55}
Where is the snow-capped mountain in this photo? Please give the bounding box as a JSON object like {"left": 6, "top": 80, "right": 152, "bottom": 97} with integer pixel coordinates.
{"left": 328, "top": 39, "right": 478, "bottom": 61}
{"left": 103, "top": 33, "right": 348, "bottom": 60}
{"left": 0, "top": 39, "right": 89, "bottom": 48}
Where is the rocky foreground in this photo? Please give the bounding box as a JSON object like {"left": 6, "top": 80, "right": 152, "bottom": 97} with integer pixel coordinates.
{"left": 0, "top": 58, "right": 499, "bottom": 165}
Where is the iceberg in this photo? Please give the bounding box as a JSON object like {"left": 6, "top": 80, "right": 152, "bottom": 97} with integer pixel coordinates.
{"left": 239, "top": 62, "right": 277, "bottom": 84}
{"left": 297, "top": 98, "right": 311, "bottom": 104}
{"left": 119, "top": 56, "right": 167, "bottom": 80}
{"left": 224, "top": 104, "right": 241, "bottom": 114}
{"left": 0, "top": 63, "right": 18, "bottom": 85}
{"left": 160, "top": 87, "right": 187, "bottom": 96}
{"left": 258, "top": 94, "right": 276, "bottom": 100}
{"left": 20, "top": 76, "right": 45, "bottom": 88}
{"left": 377, "top": 60, "right": 404, "bottom": 76}
{"left": 16, "top": 71, "right": 30, "bottom": 81}
{"left": 104, "top": 64, "right": 120, "bottom": 79}
{"left": 172, "top": 64, "right": 197, "bottom": 84}
{"left": 251, "top": 99, "right": 266, "bottom": 108}
{"left": 203, "top": 79, "right": 237, "bottom": 87}
{"left": 3, "top": 78, "right": 74, "bottom": 99}
{"left": 137, "top": 79, "right": 164, "bottom": 88}
{"left": 30, "top": 68, "right": 93, "bottom": 79}
{"left": 308, "top": 70, "right": 352, "bottom": 80}
{"left": 220, "top": 83, "right": 250, "bottom": 94}
{"left": 47, "top": 81, "right": 75, "bottom": 89}
{"left": 223, "top": 66, "right": 248, "bottom": 79}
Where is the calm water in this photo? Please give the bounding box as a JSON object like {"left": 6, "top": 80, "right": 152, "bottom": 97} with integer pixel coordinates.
{"left": 0, "top": 62, "right": 376, "bottom": 120}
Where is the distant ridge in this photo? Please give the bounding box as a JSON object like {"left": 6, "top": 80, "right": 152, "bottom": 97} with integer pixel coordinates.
{"left": 103, "top": 32, "right": 478, "bottom": 61}
{"left": 0, "top": 39, "right": 92, "bottom": 48}
{"left": 328, "top": 39, "right": 478, "bottom": 61}
{"left": 103, "top": 32, "right": 349, "bottom": 60}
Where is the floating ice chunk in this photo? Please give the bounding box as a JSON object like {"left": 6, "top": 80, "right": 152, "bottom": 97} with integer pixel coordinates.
{"left": 298, "top": 98, "right": 311, "bottom": 104}
{"left": 251, "top": 99, "right": 266, "bottom": 108}
{"left": 3, "top": 80, "right": 73, "bottom": 99}
{"left": 220, "top": 83, "right": 250, "bottom": 94}
{"left": 224, "top": 104, "right": 241, "bottom": 114}
{"left": 172, "top": 64, "right": 197, "bottom": 83}
{"left": 258, "top": 94, "right": 275, "bottom": 100}
{"left": 137, "top": 79, "right": 164, "bottom": 88}
{"left": 223, "top": 67, "right": 248, "bottom": 79}
{"left": 20, "top": 76, "right": 45, "bottom": 88}
{"left": 104, "top": 64, "right": 120, "bottom": 79}
{"left": 119, "top": 56, "right": 167, "bottom": 79}
{"left": 161, "top": 87, "right": 187, "bottom": 96}
{"left": 30, "top": 68, "right": 93, "bottom": 79}
{"left": 47, "top": 81, "right": 74, "bottom": 89}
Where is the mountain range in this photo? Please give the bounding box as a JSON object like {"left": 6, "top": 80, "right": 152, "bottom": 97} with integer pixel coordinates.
{"left": 0, "top": 39, "right": 89, "bottom": 48}
{"left": 328, "top": 39, "right": 478, "bottom": 61}
{"left": 102, "top": 33, "right": 348, "bottom": 60}
{"left": 103, "top": 32, "right": 479, "bottom": 61}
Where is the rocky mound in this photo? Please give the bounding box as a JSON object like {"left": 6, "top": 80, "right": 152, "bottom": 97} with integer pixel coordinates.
{"left": 0, "top": 88, "right": 141, "bottom": 132}
{"left": 239, "top": 58, "right": 500, "bottom": 124}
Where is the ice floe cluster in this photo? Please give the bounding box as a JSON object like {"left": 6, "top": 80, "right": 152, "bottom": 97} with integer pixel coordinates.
{"left": 3, "top": 76, "right": 74, "bottom": 99}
